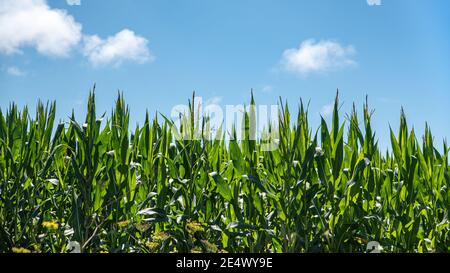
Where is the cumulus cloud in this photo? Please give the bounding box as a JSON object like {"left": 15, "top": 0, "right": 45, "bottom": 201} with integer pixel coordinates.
{"left": 83, "top": 29, "right": 153, "bottom": 67}
{"left": 367, "top": 0, "right": 381, "bottom": 6}
{"left": 67, "top": 0, "right": 81, "bottom": 6}
{"left": 281, "top": 39, "right": 356, "bottom": 76}
{"left": 0, "top": 0, "right": 82, "bottom": 57}
{"left": 6, "top": 66, "right": 25, "bottom": 76}
{"left": 0, "top": 0, "right": 152, "bottom": 67}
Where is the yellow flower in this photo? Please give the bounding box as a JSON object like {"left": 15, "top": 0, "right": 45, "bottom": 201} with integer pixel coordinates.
{"left": 116, "top": 220, "right": 130, "bottom": 228}
{"left": 42, "top": 221, "right": 59, "bottom": 230}
{"left": 186, "top": 221, "right": 204, "bottom": 235}
{"left": 145, "top": 241, "right": 160, "bottom": 252}
{"left": 135, "top": 222, "right": 151, "bottom": 232}
{"left": 153, "top": 232, "right": 170, "bottom": 243}
{"left": 190, "top": 247, "right": 203, "bottom": 253}
{"left": 12, "top": 247, "right": 32, "bottom": 253}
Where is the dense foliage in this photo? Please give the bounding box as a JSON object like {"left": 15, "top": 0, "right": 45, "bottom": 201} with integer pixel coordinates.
{"left": 1, "top": 89, "right": 449, "bottom": 253}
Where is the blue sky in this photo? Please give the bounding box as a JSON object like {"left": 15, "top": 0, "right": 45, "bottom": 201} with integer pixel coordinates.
{"left": 1, "top": 0, "right": 449, "bottom": 150}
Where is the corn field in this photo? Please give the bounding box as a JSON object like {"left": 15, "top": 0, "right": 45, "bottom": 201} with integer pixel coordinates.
{"left": 1, "top": 88, "right": 449, "bottom": 253}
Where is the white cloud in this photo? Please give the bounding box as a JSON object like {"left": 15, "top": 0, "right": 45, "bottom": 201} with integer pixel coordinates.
{"left": 281, "top": 39, "right": 356, "bottom": 76}
{"left": 367, "top": 0, "right": 381, "bottom": 6}
{"left": 320, "top": 102, "right": 334, "bottom": 117}
{"left": 6, "top": 66, "right": 25, "bottom": 76}
{"left": 83, "top": 29, "right": 153, "bottom": 67}
{"left": 0, "top": 0, "right": 152, "bottom": 68}
{"left": 67, "top": 0, "right": 81, "bottom": 6}
{"left": 0, "top": 0, "right": 82, "bottom": 57}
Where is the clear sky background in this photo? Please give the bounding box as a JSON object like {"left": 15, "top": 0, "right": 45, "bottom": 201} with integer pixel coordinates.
{"left": 1, "top": 0, "right": 449, "bottom": 150}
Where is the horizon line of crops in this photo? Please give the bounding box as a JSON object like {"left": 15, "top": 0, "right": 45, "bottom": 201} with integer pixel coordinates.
{"left": 0, "top": 87, "right": 449, "bottom": 253}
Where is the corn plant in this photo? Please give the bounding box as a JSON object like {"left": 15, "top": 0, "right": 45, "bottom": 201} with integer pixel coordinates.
{"left": 0, "top": 87, "right": 449, "bottom": 253}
